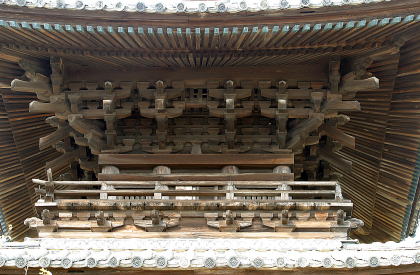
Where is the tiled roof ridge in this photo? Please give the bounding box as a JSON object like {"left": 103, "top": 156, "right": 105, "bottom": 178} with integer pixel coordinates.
{"left": 2, "top": 0, "right": 388, "bottom": 14}
{"left": 0, "top": 235, "right": 419, "bottom": 269}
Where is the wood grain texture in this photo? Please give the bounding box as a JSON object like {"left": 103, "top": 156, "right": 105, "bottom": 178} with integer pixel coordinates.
{"left": 98, "top": 154, "right": 294, "bottom": 168}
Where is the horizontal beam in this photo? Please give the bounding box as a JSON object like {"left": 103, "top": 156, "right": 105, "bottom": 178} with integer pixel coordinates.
{"left": 36, "top": 199, "right": 353, "bottom": 211}
{"left": 37, "top": 231, "right": 348, "bottom": 239}
{"left": 98, "top": 172, "right": 295, "bottom": 181}
{"left": 98, "top": 153, "right": 294, "bottom": 168}
{"left": 33, "top": 179, "right": 337, "bottom": 187}
{"left": 51, "top": 189, "right": 335, "bottom": 196}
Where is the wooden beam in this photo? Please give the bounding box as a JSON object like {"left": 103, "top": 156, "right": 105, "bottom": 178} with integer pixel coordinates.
{"left": 98, "top": 154, "right": 294, "bottom": 168}
{"left": 98, "top": 172, "right": 294, "bottom": 181}
{"left": 320, "top": 125, "right": 356, "bottom": 149}
{"left": 37, "top": 231, "right": 347, "bottom": 239}
{"left": 37, "top": 199, "right": 353, "bottom": 211}
{"left": 319, "top": 148, "right": 352, "bottom": 172}
{"left": 340, "top": 75, "right": 379, "bottom": 92}
{"left": 51, "top": 189, "right": 334, "bottom": 197}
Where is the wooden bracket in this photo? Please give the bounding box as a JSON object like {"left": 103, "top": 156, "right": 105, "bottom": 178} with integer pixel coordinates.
{"left": 135, "top": 210, "right": 180, "bottom": 232}
{"left": 206, "top": 210, "right": 253, "bottom": 232}
{"left": 261, "top": 210, "right": 295, "bottom": 232}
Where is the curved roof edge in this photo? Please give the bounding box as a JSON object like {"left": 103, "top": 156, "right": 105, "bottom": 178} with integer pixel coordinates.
{"left": 0, "top": 232, "right": 419, "bottom": 270}
{"left": 2, "top": 0, "right": 388, "bottom": 14}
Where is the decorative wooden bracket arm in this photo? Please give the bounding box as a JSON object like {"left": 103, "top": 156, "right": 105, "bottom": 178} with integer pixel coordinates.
{"left": 319, "top": 144, "right": 352, "bottom": 172}
{"left": 24, "top": 217, "right": 42, "bottom": 229}
{"left": 134, "top": 210, "right": 180, "bottom": 232}
{"left": 261, "top": 210, "right": 295, "bottom": 232}
{"left": 24, "top": 216, "right": 58, "bottom": 233}
{"left": 286, "top": 114, "right": 324, "bottom": 151}
{"left": 206, "top": 210, "right": 253, "bottom": 232}
{"left": 11, "top": 79, "right": 51, "bottom": 100}
{"left": 24, "top": 209, "right": 58, "bottom": 233}
{"left": 331, "top": 210, "right": 364, "bottom": 232}
{"left": 39, "top": 124, "right": 71, "bottom": 150}
{"left": 67, "top": 114, "right": 106, "bottom": 153}
{"left": 208, "top": 81, "right": 253, "bottom": 149}
{"left": 319, "top": 125, "right": 355, "bottom": 149}
{"left": 50, "top": 57, "right": 63, "bottom": 94}
{"left": 90, "top": 211, "right": 114, "bottom": 232}
{"left": 340, "top": 72, "right": 379, "bottom": 93}
{"left": 348, "top": 218, "right": 364, "bottom": 230}
{"left": 29, "top": 95, "right": 67, "bottom": 114}
{"left": 11, "top": 59, "right": 52, "bottom": 101}
{"left": 329, "top": 59, "right": 341, "bottom": 93}
{"left": 138, "top": 81, "right": 185, "bottom": 151}
{"left": 258, "top": 81, "right": 290, "bottom": 148}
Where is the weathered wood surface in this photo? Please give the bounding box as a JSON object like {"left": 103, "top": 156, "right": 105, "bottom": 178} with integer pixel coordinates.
{"left": 98, "top": 172, "right": 295, "bottom": 181}
{"left": 37, "top": 199, "right": 353, "bottom": 210}
{"left": 48, "top": 189, "right": 337, "bottom": 197}
{"left": 98, "top": 154, "right": 294, "bottom": 168}
{"left": 331, "top": 39, "right": 420, "bottom": 242}
{"left": 36, "top": 231, "right": 348, "bottom": 239}
{"left": 0, "top": 0, "right": 418, "bottom": 27}
{"left": 31, "top": 170, "right": 359, "bottom": 236}
{"left": 34, "top": 179, "right": 337, "bottom": 187}
{"left": 0, "top": 57, "right": 68, "bottom": 240}
{"left": 0, "top": 2, "right": 417, "bottom": 247}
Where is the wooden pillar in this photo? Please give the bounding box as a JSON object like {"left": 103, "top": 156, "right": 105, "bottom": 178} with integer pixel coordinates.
{"left": 274, "top": 166, "right": 291, "bottom": 200}
{"left": 45, "top": 168, "right": 54, "bottom": 202}
{"left": 153, "top": 166, "right": 170, "bottom": 200}
{"left": 101, "top": 166, "right": 119, "bottom": 200}
{"left": 222, "top": 165, "right": 238, "bottom": 200}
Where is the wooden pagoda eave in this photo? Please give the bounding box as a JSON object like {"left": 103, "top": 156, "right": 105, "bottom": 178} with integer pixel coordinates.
{"left": 0, "top": 14, "right": 417, "bottom": 69}
{"left": 0, "top": 0, "right": 419, "bottom": 27}
{"left": 0, "top": 15, "right": 416, "bottom": 52}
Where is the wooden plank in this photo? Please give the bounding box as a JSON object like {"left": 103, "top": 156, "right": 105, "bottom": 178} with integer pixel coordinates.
{"left": 34, "top": 179, "right": 336, "bottom": 187}
{"left": 38, "top": 199, "right": 353, "bottom": 212}
{"left": 98, "top": 154, "right": 294, "bottom": 168}
{"left": 37, "top": 231, "right": 347, "bottom": 239}
{"left": 98, "top": 172, "right": 295, "bottom": 181}
{"left": 52, "top": 189, "right": 336, "bottom": 196}
{"left": 320, "top": 125, "right": 356, "bottom": 149}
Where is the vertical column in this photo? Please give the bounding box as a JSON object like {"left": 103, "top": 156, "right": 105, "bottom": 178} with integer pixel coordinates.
{"left": 101, "top": 166, "right": 119, "bottom": 200}
{"left": 222, "top": 165, "right": 238, "bottom": 200}
{"left": 274, "top": 166, "right": 291, "bottom": 200}
{"left": 153, "top": 166, "right": 170, "bottom": 200}
{"left": 45, "top": 168, "right": 55, "bottom": 203}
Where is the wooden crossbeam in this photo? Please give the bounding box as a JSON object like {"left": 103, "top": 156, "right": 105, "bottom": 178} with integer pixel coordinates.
{"left": 50, "top": 189, "right": 336, "bottom": 197}
{"left": 98, "top": 153, "right": 294, "bottom": 168}
{"left": 33, "top": 180, "right": 337, "bottom": 187}
{"left": 98, "top": 172, "right": 295, "bottom": 181}
{"left": 36, "top": 199, "right": 353, "bottom": 212}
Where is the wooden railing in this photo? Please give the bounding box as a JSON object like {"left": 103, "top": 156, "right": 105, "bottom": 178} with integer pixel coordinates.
{"left": 27, "top": 167, "right": 362, "bottom": 237}
{"left": 34, "top": 179, "right": 342, "bottom": 201}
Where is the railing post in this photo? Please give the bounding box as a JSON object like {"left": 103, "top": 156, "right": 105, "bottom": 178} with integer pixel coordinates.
{"left": 274, "top": 166, "right": 291, "bottom": 200}
{"left": 101, "top": 166, "right": 119, "bottom": 200}
{"left": 153, "top": 166, "right": 170, "bottom": 200}
{"left": 45, "top": 168, "right": 55, "bottom": 202}
{"left": 222, "top": 166, "right": 238, "bottom": 200}
{"left": 277, "top": 183, "right": 291, "bottom": 200}
{"left": 335, "top": 183, "right": 343, "bottom": 200}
